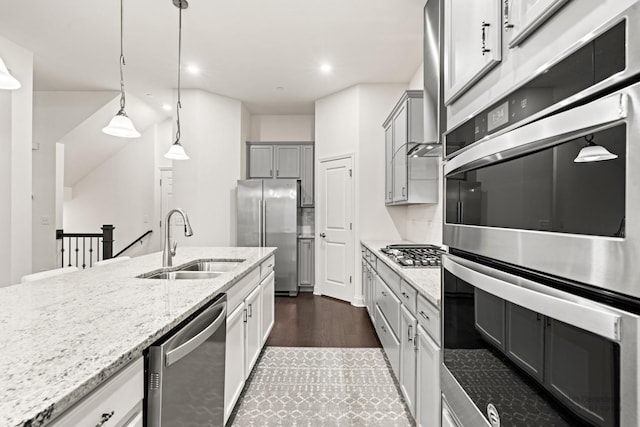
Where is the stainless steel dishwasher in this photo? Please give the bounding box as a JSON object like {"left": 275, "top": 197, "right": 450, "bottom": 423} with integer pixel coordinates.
{"left": 146, "top": 293, "right": 227, "bottom": 426}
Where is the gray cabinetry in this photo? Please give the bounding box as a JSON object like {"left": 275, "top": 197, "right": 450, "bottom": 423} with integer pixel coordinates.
{"left": 383, "top": 91, "right": 438, "bottom": 205}
{"left": 298, "top": 238, "right": 314, "bottom": 288}
{"left": 248, "top": 145, "right": 274, "bottom": 178}
{"left": 399, "top": 305, "right": 418, "bottom": 416}
{"left": 384, "top": 126, "right": 394, "bottom": 204}
{"left": 474, "top": 288, "right": 505, "bottom": 350}
{"left": 300, "top": 145, "right": 314, "bottom": 206}
{"left": 506, "top": 302, "right": 544, "bottom": 381}
{"left": 275, "top": 145, "right": 300, "bottom": 178}
{"left": 247, "top": 142, "right": 314, "bottom": 206}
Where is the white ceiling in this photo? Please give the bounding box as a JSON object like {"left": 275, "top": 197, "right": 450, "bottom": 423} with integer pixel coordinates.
{"left": 0, "top": 0, "right": 424, "bottom": 114}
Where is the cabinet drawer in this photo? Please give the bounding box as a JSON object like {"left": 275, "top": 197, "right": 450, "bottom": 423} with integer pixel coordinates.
{"left": 227, "top": 268, "right": 260, "bottom": 314}
{"left": 260, "top": 255, "right": 275, "bottom": 279}
{"left": 417, "top": 294, "right": 440, "bottom": 345}
{"left": 400, "top": 280, "right": 417, "bottom": 315}
{"left": 51, "top": 358, "right": 143, "bottom": 427}
{"left": 375, "top": 304, "right": 400, "bottom": 378}
{"left": 376, "top": 275, "right": 401, "bottom": 337}
{"left": 376, "top": 259, "right": 401, "bottom": 296}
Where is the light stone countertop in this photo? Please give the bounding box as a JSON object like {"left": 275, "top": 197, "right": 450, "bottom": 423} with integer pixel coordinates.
{"left": 360, "top": 240, "right": 442, "bottom": 308}
{"left": 0, "top": 246, "right": 276, "bottom": 427}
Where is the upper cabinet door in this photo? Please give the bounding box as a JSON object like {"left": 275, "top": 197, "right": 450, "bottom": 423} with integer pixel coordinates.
{"left": 505, "top": 0, "right": 570, "bottom": 48}
{"left": 249, "top": 145, "right": 274, "bottom": 178}
{"left": 300, "top": 145, "right": 314, "bottom": 206}
{"left": 384, "top": 125, "right": 394, "bottom": 204}
{"left": 392, "top": 104, "right": 408, "bottom": 203}
{"left": 275, "top": 145, "right": 301, "bottom": 178}
{"left": 444, "top": 0, "right": 502, "bottom": 105}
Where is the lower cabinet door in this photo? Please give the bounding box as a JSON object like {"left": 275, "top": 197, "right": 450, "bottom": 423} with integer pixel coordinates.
{"left": 261, "top": 271, "right": 275, "bottom": 345}
{"left": 224, "top": 302, "right": 246, "bottom": 424}
{"left": 50, "top": 359, "right": 143, "bottom": 427}
{"left": 400, "top": 305, "right": 418, "bottom": 416}
{"left": 245, "top": 285, "right": 263, "bottom": 376}
{"left": 417, "top": 326, "right": 440, "bottom": 427}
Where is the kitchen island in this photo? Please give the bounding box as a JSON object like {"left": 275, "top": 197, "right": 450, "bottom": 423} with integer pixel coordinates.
{"left": 0, "top": 247, "right": 276, "bottom": 427}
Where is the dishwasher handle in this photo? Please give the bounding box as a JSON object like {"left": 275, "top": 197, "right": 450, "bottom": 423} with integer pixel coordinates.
{"left": 165, "top": 299, "right": 227, "bottom": 367}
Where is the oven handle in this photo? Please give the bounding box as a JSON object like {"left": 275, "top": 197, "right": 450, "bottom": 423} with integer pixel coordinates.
{"left": 443, "top": 255, "right": 621, "bottom": 342}
{"left": 444, "top": 91, "right": 628, "bottom": 176}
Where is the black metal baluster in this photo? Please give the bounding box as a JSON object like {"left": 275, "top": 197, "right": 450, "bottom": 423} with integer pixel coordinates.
{"left": 75, "top": 237, "right": 79, "bottom": 268}
{"left": 82, "top": 238, "right": 86, "bottom": 269}
{"left": 68, "top": 237, "right": 72, "bottom": 267}
{"left": 89, "top": 238, "right": 94, "bottom": 267}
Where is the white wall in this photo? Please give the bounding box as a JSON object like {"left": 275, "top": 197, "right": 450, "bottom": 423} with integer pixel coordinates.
{"left": 404, "top": 63, "right": 443, "bottom": 245}
{"left": 0, "top": 36, "right": 33, "bottom": 287}
{"left": 32, "top": 91, "right": 116, "bottom": 272}
{"left": 63, "top": 127, "right": 157, "bottom": 257}
{"left": 171, "top": 89, "right": 242, "bottom": 247}
{"left": 250, "top": 114, "right": 314, "bottom": 141}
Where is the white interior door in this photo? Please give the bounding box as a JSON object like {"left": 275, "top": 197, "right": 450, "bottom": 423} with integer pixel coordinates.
{"left": 318, "top": 155, "right": 354, "bottom": 303}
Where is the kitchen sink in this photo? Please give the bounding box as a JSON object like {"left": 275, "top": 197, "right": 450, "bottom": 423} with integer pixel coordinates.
{"left": 143, "top": 271, "right": 223, "bottom": 280}
{"left": 179, "top": 260, "right": 243, "bottom": 272}
{"left": 137, "top": 259, "right": 245, "bottom": 280}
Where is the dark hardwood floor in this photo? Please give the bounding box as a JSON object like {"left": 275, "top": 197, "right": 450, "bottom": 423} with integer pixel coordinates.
{"left": 265, "top": 293, "right": 381, "bottom": 347}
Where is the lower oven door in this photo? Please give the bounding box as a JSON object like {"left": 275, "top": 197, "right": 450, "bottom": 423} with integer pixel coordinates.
{"left": 441, "top": 254, "right": 640, "bottom": 427}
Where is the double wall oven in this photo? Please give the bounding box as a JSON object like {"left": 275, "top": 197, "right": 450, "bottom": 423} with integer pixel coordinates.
{"left": 441, "top": 4, "right": 640, "bottom": 426}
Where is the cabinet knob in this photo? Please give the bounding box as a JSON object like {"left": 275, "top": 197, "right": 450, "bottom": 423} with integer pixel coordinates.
{"left": 320, "top": 233, "right": 326, "bottom": 238}
{"left": 95, "top": 411, "right": 115, "bottom": 427}
{"left": 419, "top": 311, "right": 430, "bottom": 320}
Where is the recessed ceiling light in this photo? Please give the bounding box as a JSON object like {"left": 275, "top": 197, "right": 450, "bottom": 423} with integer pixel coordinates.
{"left": 187, "top": 65, "right": 200, "bottom": 74}
{"left": 162, "top": 104, "right": 172, "bottom": 111}
{"left": 320, "top": 64, "right": 332, "bottom": 73}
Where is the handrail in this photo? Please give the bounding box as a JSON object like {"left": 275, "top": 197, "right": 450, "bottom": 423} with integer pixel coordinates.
{"left": 114, "top": 230, "right": 153, "bottom": 258}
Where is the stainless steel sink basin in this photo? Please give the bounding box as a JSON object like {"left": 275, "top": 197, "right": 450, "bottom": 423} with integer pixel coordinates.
{"left": 137, "top": 259, "right": 245, "bottom": 280}
{"left": 179, "top": 260, "right": 243, "bottom": 272}
{"left": 143, "top": 271, "right": 223, "bottom": 280}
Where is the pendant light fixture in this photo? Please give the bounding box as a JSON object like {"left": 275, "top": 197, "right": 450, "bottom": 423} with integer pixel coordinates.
{"left": 164, "top": 0, "right": 190, "bottom": 160}
{"left": 574, "top": 134, "right": 618, "bottom": 163}
{"left": 102, "top": 0, "right": 141, "bottom": 138}
{"left": 0, "top": 56, "right": 21, "bottom": 90}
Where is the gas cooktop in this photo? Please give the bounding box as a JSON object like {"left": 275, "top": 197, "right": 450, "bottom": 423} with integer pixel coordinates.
{"left": 380, "top": 244, "right": 446, "bottom": 268}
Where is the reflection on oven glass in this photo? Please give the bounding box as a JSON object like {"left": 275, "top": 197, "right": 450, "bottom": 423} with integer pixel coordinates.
{"left": 443, "top": 270, "right": 620, "bottom": 427}
{"left": 446, "top": 125, "right": 626, "bottom": 238}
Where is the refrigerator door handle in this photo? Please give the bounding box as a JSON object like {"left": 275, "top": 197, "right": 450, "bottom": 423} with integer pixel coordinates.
{"left": 263, "top": 200, "right": 267, "bottom": 247}
{"left": 258, "top": 199, "right": 263, "bottom": 247}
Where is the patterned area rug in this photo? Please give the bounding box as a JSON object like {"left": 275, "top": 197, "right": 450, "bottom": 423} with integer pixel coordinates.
{"left": 229, "top": 347, "right": 413, "bottom": 426}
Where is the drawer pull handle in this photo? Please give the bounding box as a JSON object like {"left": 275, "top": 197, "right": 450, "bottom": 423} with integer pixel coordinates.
{"left": 95, "top": 411, "right": 115, "bottom": 427}
{"left": 243, "top": 308, "right": 248, "bottom": 323}
{"left": 419, "top": 311, "right": 430, "bottom": 320}
{"left": 481, "top": 21, "right": 491, "bottom": 55}
{"left": 248, "top": 303, "right": 253, "bottom": 317}
{"left": 381, "top": 291, "right": 387, "bottom": 297}
{"left": 267, "top": 264, "right": 273, "bottom": 268}
{"left": 408, "top": 324, "right": 413, "bottom": 342}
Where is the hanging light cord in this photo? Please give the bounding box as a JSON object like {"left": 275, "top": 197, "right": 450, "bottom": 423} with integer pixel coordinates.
{"left": 174, "top": 4, "right": 183, "bottom": 144}
{"left": 118, "top": 0, "right": 126, "bottom": 112}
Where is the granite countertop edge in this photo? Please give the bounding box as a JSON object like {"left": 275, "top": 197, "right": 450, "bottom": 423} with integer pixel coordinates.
{"left": 0, "top": 247, "right": 276, "bottom": 427}
{"left": 360, "top": 240, "right": 442, "bottom": 308}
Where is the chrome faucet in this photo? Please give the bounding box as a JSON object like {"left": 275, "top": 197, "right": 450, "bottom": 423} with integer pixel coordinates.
{"left": 163, "top": 208, "right": 194, "bottom": 267}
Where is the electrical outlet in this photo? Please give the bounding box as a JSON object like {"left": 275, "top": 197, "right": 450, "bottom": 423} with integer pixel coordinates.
{"left": 143, "top": 215, "right": 149, "bottom": 224}
{"left": 40, "top": 216, "right": 50, "bottom": 226}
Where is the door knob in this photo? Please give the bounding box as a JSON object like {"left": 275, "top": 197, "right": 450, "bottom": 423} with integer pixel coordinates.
{"left": 320, "top": 233, "right": 326, "bottom": 238}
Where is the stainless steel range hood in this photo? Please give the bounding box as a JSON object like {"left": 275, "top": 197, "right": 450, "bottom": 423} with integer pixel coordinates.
{"left": 416, "top": 0, "right": 444, "bottom": 158}
{"left": 407, "top": 141, "right": 442, "bottom": 157}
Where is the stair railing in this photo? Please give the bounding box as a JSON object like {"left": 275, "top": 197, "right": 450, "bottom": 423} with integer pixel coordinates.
{"left": 56, "top": 225, "right": 115, "bottom": 269}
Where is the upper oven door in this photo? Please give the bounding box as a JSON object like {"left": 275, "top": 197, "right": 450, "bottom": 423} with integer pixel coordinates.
{"left": 443, "top": 81, "right": 640, "bottom": 299}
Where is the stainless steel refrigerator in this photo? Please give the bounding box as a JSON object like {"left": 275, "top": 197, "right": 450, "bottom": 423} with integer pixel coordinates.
{"left": 237, "top": 179, "right": 298, "bottom": 295}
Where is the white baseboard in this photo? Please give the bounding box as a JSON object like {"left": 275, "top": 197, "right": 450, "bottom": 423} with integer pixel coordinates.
{"left": 351, "top": 296, "right": 365, "bottom": 307}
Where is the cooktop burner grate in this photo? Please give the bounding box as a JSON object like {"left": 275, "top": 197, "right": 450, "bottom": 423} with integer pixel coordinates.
{"left": 379, "top": 244, "right": 445, "bottom": 268}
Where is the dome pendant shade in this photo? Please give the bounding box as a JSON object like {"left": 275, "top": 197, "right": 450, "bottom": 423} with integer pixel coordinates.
{"left": 574, "top": 144, "right": 618, "bottom": 163}
{"left": 165, "top": 142, "right": 189, "bottom": 160}
{"left": 102, "top": 109, "right": 141, "bottom": 138}
{"left": 0, "top": 57, "right": 21, "bottom": 90}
